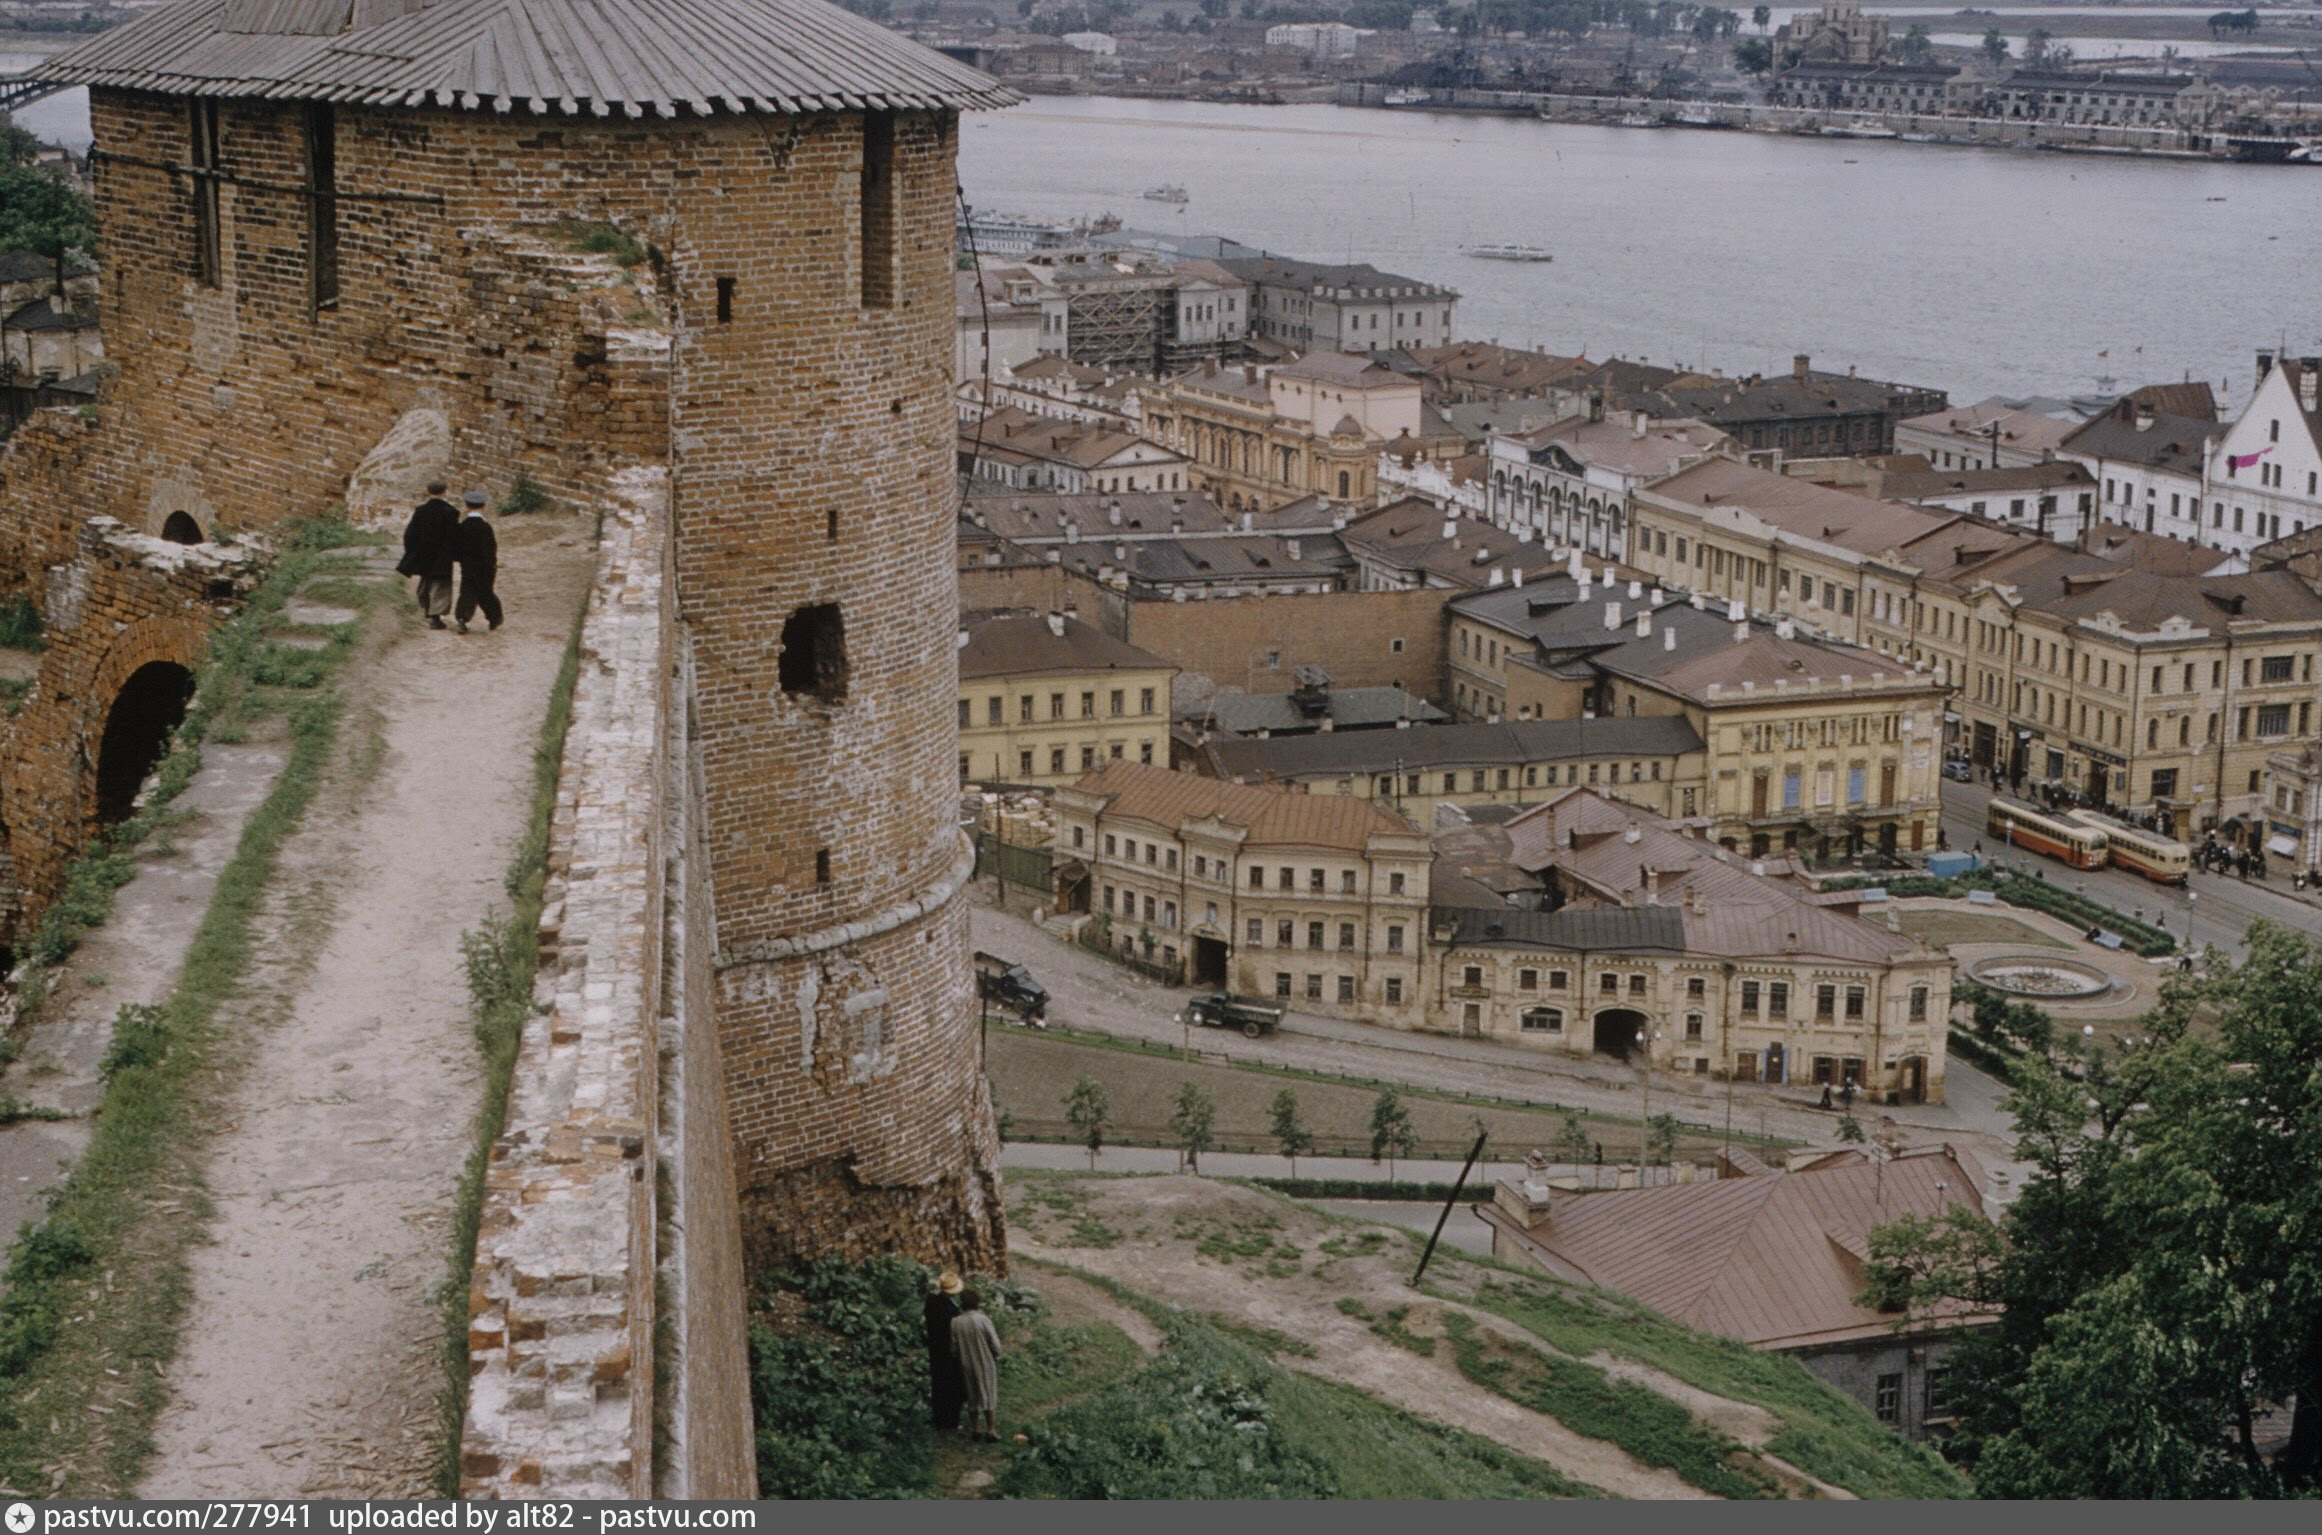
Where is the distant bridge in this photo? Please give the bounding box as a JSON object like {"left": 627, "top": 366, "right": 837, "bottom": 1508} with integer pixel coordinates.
{"left": 0, "top": 76, "right": 69, "bottom": 114}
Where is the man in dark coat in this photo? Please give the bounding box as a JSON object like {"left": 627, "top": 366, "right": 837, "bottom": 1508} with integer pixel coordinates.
{"left": 453, "top": 490, "right": 503, "bottom": 634}
{"left": 398, "top": 479, "right": 461, "bottom": 630}
{"left": 923, "top": 1272, "right": 966, "bottom": 1432}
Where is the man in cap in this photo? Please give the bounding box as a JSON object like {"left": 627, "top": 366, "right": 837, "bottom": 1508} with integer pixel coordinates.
{"left": 453, "top": 489, "right": 503, "bottom": 634}
{"left": 398, "top": 479, "right": 461, "bottom": 630}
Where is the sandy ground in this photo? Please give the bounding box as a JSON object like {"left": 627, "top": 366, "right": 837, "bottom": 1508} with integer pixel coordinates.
{"left": 1008, "top": 1174, "right": 1852, "bottom": 1500}
{"left": 136, "top": 518, "right": 595, "bottom": 1498}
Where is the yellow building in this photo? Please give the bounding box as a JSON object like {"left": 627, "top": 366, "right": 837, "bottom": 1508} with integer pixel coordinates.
{"left": 1052, "top": 761, "right": 1433, "bottom": 1024}
{"left": 958, "top": 612, "right": 1177, "bottom": 786}
{"left": 1141, "top": 351, "right": 1459, "bottom": 514}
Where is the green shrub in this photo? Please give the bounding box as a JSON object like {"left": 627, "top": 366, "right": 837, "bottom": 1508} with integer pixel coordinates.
{"left": 97, "top": 1003, "right": 168, "bottom": 1081}
{"left": 749, "top": 1254, "right": 942, "bottom": 1498}
{"left": 0, "top": 1221, "right": 92, "bottom": 1375}
{"left": 0, "top": 593, "right": 44, "bottom": 652}
{"left": 999, "top": 1319, "right": 1337, "bottom": 1499}
{"left": 495, "top": 473, "right": 552, "bottom": 518}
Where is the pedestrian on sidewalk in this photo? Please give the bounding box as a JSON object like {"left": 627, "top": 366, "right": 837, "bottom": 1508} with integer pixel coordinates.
{"left": 398, "top": 479, "right": 460, "bottom": 630}
{"left": 1819, "top": 1084, "right": 1834, "bottom": 1111}
{"left": 923, "top": 1272, "right": 966, "bottom": 1434}
{"left": 950, "top": 1287, "right": 1003, "bottom": 1443}
{"left": 454, "top": 489, "right": 503, "bottom": 634}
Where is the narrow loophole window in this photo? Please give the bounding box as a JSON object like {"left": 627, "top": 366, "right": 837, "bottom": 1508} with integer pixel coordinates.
{"left": 190, "top": 100, "right": 222, "bottom": 288}
{"left": 859, "top": 113, "right": 897, "bottom": 310}
{"left": 716, "top": 276, "right": 735, "bottom": 324}
{"left": 304, "top": 104, "right": 339, "bottom": 313}
{"left": 814, "top": 849, "right": 832, "bottom": 886}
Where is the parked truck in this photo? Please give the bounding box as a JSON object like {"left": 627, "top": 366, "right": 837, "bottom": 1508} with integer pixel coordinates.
{"left": 973, "top": 951, "right": 1049, "bottom": 1026}
{"left": 1185, "top": 992, "right": 1283, "bottom": 1039}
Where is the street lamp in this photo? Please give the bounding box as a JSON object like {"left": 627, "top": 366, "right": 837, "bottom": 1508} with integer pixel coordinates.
{"left": 1636, "top": 1028, "right": 1663, "bottom": 1170}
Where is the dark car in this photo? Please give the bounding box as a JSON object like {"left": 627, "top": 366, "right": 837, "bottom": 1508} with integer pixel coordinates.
{"left": 1185, "top": 993, "right": 1284, "bottom": 1038}
{"left": 973, "top": 951, "right": 1048, "bottom": 1025}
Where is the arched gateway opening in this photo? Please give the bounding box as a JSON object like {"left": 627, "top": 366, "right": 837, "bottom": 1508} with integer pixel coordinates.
{"left": 1592, "top": 1007, "right": 1649, "bottom": 1060}
{"left": 159, "top": 512, "right": 204, "bottom": 545}
{"left": 95, "top": 662, "right": 196, "bottom": 824}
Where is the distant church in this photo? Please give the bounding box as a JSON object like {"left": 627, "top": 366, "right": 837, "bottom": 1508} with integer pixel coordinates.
{"left": 1775, "top": 0, "right": 1892, "bottom": 66}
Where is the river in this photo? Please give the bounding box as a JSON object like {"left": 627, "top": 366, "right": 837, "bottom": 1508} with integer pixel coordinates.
{"left": 962, "top": 97, "right": 2317, "bottom": 406}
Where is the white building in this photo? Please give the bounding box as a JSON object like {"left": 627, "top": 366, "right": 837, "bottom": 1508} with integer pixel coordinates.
{"left": 1484, "top": 410, "right": 1731, "bottom": 562}
{"left": 2062, "top": 397, "right": 2221, "bottom": 552}
{"left": 1894, "top": 400, "right": 2077, "bottom": 471}
{"left": 2203, "top": 353, "right": 2322, "bottom": 557}
{"left": 955, "top": 264, "right": 1066, "bottom": 387}
{"left": 1059, "top": 31, "right": 1116, "bottom": 55}
{"left": 1265, "top": 22, "right": 1368, "bottom": 57}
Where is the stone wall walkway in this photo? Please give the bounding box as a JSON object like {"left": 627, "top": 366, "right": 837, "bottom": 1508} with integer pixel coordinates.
{"left": 135, "top": 519, "right": 595, "bottom": 1498}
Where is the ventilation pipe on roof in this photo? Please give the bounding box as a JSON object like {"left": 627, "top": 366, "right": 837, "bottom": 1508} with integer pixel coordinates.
{"left": 1605, "top": 600, "right": 1622, "bottom": 631}
{"left": 1624, "top": 822, "right": 1641, "bottom": 844}
{"left": 1287, "top": 538, "right": 1302, "bottom": 561}
{"left": 1663, "top": 626, "right": 1677, "bottom": 652}
{"left": 1046, "top": 611, "right": 1067, "bottom": 637}
{"left": 1636, "top": 610, "right": 1652, "bottom": 638}
{"left": 1513, "top": 567, "right": 1525, "bottom": 588}
{"left": 1442, "top": 518, "right": 1459, "bottom": 542}
{"left": 1065, "top": 519, "right": 1079, "bottom": 543}
{"left": 1627, "top": 579, "right": 1643, "bottom": 599}
{"left": 1633, "top": 410, "right": 1650, "bottom": 439}
{"left": 1240, "top": 511, "right": 1253, "bottom": 532}
{"left": 1649, "top": 586, "right": 1663, "bottom": 605}
{"left": 1114, "top": 542, "right": 1128, "bottom": 562}
{"left": 1578, "top": 570, "right": 1593, "bottom": 599}
{"left": 1489, "top": 568, "right": 1505, "bottom": 588}
{"left": 1108, "top": 500, "right": 1122, "bottom": 526}
{"left": 1734, "top": 620, "right": 1749, "bottom": 644}
{"left": 1726, "top": 599, "right": 1745, "bottom": 621}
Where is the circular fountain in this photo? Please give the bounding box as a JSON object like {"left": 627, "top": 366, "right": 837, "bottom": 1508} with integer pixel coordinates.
{"left": 1966, "top": 955, "right": 2114, "bottom": 999}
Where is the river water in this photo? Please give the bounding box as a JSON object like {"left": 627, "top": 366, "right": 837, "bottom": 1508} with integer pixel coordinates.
{"left": 962, "top": 97, "right": 2317, "bottom": 406}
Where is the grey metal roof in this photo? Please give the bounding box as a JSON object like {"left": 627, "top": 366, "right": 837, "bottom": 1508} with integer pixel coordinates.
{"left": 1199, "top": 686, "right": 1446, "bottom": 736}
{"left": 1205, "top": 714, "right": 1704, "bottom": 782}
{"left": 34, "top": 0, "right": 1020, "bottom": 115}
{"left": 1432, "top": 902, "right": 1688, "bottom": 954}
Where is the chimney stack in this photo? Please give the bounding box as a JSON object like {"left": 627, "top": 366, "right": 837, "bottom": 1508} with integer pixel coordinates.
{"left": 1489, "top": 567, "right": 1505, "bottom": 587}
{"left": 1663, "top": 625, "right": 1677, "bottom": 652}
{"left": 1636, "top": 610, "right": 1652, "bottom": 638}
{"left": 1793, "top": 353, "right": 1810, "bottom": 381}
{"left": 1633, "top": 410, "right": 1649, "bottom": 439}
{"left": 1046, "top": 611, "right": 1066, "bottom": 637}
{"left": 1240, "top": 510, "right": 1253, "bottom": 532}
{"left": 1734, "top": 621, "right": 1748, "bottom": 644}
{"left": 1627, "top": 580, "right": 1643, "bottom": 599}
{"left": 1605, "top": 600, "right": 1622, "bottom": 630}
{"left": 1513, "top": 567, "right": 1524, "bottom": 588}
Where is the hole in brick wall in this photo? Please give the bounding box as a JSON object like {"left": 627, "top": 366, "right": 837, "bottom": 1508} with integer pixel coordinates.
{"left": 160, "top": 512, "right": 204, "bottom": 545}
{"left": 826, "top": 508, "right": 839, "bottom": 541}
{"left": 716, "top": 276, "right": 735, "bottom": 325}
{"left": 778, "top": 603, "right": 848, "bottom": 703}
{"left": 859, "top": 113, "right": 897, "bottom": 310}
{"left": 890, "top": 399, "right": 903, "bottom": 416}
{"left": 96, "top": 661, "right": 195, "bottom": 825}
{"left": 815, "top": 849, "right": 831, "bottom": 886}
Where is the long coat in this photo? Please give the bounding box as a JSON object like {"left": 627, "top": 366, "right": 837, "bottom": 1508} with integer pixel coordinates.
{"left": 399, "top": 497, "right": 460, "bottom": 580}
{"left": 923, "top": 1293, "right": 965, "bottom": 1430}
{"left": 951, "top": 1308, "right": 1002, "bottom": 1413}
{"left": 454, "top": 513, "right": 498, "bottom": 591}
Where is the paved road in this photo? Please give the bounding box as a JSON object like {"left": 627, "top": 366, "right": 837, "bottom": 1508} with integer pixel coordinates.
{"left": 970, "top": 897, "right": 2022, "bottom": 1167}
{"left": 1936, "top": 778, "right": 2320, "bottom": 959}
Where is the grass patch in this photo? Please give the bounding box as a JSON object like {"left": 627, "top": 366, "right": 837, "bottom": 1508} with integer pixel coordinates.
{"left": 1451, "top": 1276, "right": 1967, "bottom": 1499}
{"left": 1264, "top": 1366, "right": 1600, "bottom": 1499}
{"left": 0, "top": 521, "right": 377, "bottom": 1494}
{"left": 1893, "top": 909, "right": 2069, "bottom": 951}
{"left": 547, "top": 218, "right": 647, "bottom": 268}
{"left": 1440, "top": 1312, "right": 1778, "bottom": 1499}
{"left": 495, "top": 473, "right": 553, "bottom": 519}
{"left": 429, "top": 603, "right": 586, "bottom": 1496}
{"left": 1203, "top": 1313, "right": 1317, "bottom": 1360}
{"left": 1369, "top": 1304, "right": 1436, "bottom": 1358}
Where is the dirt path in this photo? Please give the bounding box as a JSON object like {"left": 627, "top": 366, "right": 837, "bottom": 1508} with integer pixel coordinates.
{"left": 136, "top": 518, "right": 595, "bottom": 1498}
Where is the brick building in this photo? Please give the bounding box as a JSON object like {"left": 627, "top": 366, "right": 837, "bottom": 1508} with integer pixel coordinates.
{"left": 22, "top": 0, "right": 1023, "bottom": 1493}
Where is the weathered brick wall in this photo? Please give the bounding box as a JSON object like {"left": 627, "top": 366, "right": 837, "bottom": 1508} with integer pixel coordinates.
{"left": 0, "top": 517, "right": 260, "bottom": 917}
{"left": 958, "top": 560, "right": 1129, "bottom": 634}
{"left": 1125, "top": 586, "right": 1455, "bottom": 702}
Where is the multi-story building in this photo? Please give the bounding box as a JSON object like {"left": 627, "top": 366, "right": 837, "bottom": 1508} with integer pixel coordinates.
{"left": 1053, "top": 761, "right": 1432, "bottom": 1016}
{"left": 2262, "top": 743, "right": 2322, "bottom": 876}
{"left": 2065, "top": 396, "right": 2227, "bottom": 551}
{"left": 2200, "top": 352, "right": 2322, "bottom": 556}
{"left": 1625, "top": 458, "right": 1951, "bottom": 645}
{"left": 1629, "top": 355, "right": 1946, "bottom": 458}
{"left": 959, "top": 403, "right": 1190, "bottom": 494}
{"left": 1429, "top": 788, "right": 1952, "bottom": 1100}
{"left": 1986, "top": 70, "right": 2203, "bottom": 128}
{"left": 958, "top": 613, "right": 1177, "bottom": 786}
{"left": 1340, "top": 499, "right": 1569, "bottom": 592}
{"left": 1452, "top": 583, "right": 1949, "bottom": 858}
{"left": 1895, "top": 400, "right": 2078, "bottom": 471}
{"left": 1141, "top": 351, "right": 1454, "bottom": 513}
{"left": 1871, "top": 461, "right": 2099, "bottom": 543}
{"left": 954, "top": 263, "right": 1064, "bottom": 386}
{"left": 1483, "top": 408, "right": 1732, "bottom": 561}
{"left": 1768, "top": 62, "right": 1960, "bottom": 113}
{"left": 1405, "top": 341, "right": 1592, "bottom": 404}
{"left": 1217, "top": 255, "right": 1458, "bottom": 355}
{"left": 1193, "top": 714, "right": 1708, "bottom": 825}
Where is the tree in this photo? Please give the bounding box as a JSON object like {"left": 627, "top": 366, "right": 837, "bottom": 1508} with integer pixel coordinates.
{"left": 1065, "top": 1074, "right": 1111, "bottom": 1170}
{"left": 1731, "top": 37, "right": 1771, "bottom": 76}
{"left": 1, "top": 115, "right": 42, "bottom": 167}
{"left": 1835, "top": 1113, "right": 1866, "bottom": 1143}
{"left": 1369, "top": 1088, "right": 1417, "bottom": 1181}
{"left": 2022, "top": 27, "right": 2055, "bottom": 69}
{"left": 1552, "top": 1108, "right": 1591, "bottom": 1165}
{"left": 1169, "top": 1080, "right": 1215, "bottom": 1173}
{"left": 1897, "top": 22, "right": 1931, "bottom": 64}
{"left": 0, "top": 159, "right": 96, "bottom": 294}
{"left": 1268, "top": 1087, "right": 1314, "bottom": 1177}
{"left": 1981, "top": 26, "right": 2009, "bottom": 65}
{"left": 1858, "top": 923, "right": 2322, "bottom": 1496}
{"left": 1751, "top": 3, "right": 1768, "bottom": 31}
{"left": 1645, "top": 1113, "right": 1679, "bottom": 1165}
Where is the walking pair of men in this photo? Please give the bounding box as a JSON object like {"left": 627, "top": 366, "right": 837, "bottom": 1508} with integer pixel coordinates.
{"left": 398, "top": 480, "right": 502, "bottom": 633}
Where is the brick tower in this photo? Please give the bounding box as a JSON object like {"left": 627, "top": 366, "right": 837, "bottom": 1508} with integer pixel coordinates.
{"left": 33, "top": 0, "right": 1016, "bottom": 1274}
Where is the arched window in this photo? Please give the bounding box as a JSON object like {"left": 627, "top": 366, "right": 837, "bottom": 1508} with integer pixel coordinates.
{"left": 1521, "top": 1007, "right": 1562, "bottom": 1034}
{"left": 160, "top": 511, "right": 204, "bottom": 545}
{"left": 1337, "top": 470, "right": 1351, "bottom": 499}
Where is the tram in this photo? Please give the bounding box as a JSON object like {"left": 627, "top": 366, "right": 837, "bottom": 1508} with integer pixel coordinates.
{"left": 1986, "top": 799, "right": 2109, "bottom": 871}
{"left": 2067, "top": 808, "right": 2192, "bottom": 885}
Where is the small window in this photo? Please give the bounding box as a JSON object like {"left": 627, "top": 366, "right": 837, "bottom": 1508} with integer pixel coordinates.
{"left": 1386, "top": 977, "right": 1404, "bottom": 1004}
{"left": 814, "top": 848, "right": 831, "bottom": 885}
{"left": 1247, "top": 917, "right": 1263, "bottom": 944}
{"left": 304, "top": 105, "right": 339, "bottom": 313}
{"left": 859, "top": 112, "right": 897, "bottom": 309}
{"left": 190, "top": 99, "right": 223, "bottom": 288}
{"left": 1275, "top": 972, "right": 1292, "bottom": 999}
{"left": 1521, "top": 1007, "right": 1562, "bottom": 1034}
{"left": 1517, "top": 968, "right": 1538, "bottom": 992}
{"left": 716, "top": 276, "right": 737, "bottom": 324}
{"left": 778, "top": 604, "right": 848, "bottom": 702}
{"left": 1875, "top": 1374, "right": 1901, "bottom": 1423}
